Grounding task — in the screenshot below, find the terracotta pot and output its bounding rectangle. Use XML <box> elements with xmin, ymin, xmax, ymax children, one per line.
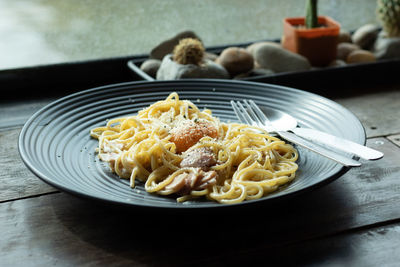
<box><xmin>282</xmin><ymin>16</ymin><xmax>340</xmax><ymax>67</ymax></box>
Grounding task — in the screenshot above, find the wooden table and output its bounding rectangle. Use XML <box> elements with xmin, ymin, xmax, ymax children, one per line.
<box><xmin>1</xmin><ymin>68</ymin><xmax>400</xmax><ymax>266</ymax></box>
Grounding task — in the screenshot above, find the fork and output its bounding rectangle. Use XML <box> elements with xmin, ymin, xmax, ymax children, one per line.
<box><xmin>230</xmin><ymin>99</ymin><xmax>362</xmax><ymax>167</ymax></box>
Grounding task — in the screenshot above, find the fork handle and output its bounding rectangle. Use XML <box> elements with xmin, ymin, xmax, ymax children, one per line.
<box><xmin>277</xmin><ymin>131</ymin><xmax>361</xmax><ymax>167</ymax></box>
<box><xmin>291</xmin><ymin>128</ymin><xmax>383</xmax><ymax>160</ymax></box>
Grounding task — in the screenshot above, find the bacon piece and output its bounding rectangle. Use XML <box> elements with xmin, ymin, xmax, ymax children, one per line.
<box><xmin>164</xmin><ymin>173</ymin><xmax>189</xmax><ymax>193</ymax></box>
<box><xmin>180</xmin><ymin>147</ymin><xmax>216</xmax><ymax>171</ymax></box>
<box><xmin>165</xmin><ymin>169</ymin><xmax>218</xmax><ymax>196</ymax></box>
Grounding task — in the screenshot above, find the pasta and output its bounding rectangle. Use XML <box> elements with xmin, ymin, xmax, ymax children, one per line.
<box><xmin>90</xmin><ymin>92</ymin><xmax>298</xmax><ymax>204</ymax></box>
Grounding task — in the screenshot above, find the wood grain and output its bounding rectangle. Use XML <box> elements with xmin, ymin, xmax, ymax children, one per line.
<box><xmin>0</xmin><ymin>137</ymin><xmax>399</xmax><ymax>266</ymax></box>
<box><xmin>387</xmin><ymin>134</ymin><xmax>400</xmax><ymax>147</ymax></box>
<box><xmin>0</xmin><ymin>128</ymin><xmax>57</xmax><ymax>203</ymax></box>
<box><xmin>335</xmin><ymin>88</ymin><xmax>400</xmax><ymax>138</ymax></box>
<box><xmin>200</xmin><ymin>222</ymin><xmax>400</xmax><ymax>266</ymax></box>
<box><xmin>0</xmin><ymin>98</ymin><xmax>55</xmax><ymax>128</ymax></box>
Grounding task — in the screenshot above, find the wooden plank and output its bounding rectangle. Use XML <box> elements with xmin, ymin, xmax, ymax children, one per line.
<box><xmin>0</xmin><ymin>98</ymin><xmax>55</xmax><ymax>128</ymax></box>
<box><xmin>387</xmin><ymin>134</ymin><xmax>400</xmax><ymax>147</ymax></box>
<box><xmin>335</xmin><ymin>88</ymin><xmax>400</xmax><ymax>138</ymax></box>
<box><xmin>0</xmin><ymin>137</ymin><xmax>399</xmax><ymax>266</ymax></box>
<box><xmin>199</xmin><ymin>222</ymin><xmax>400</xmax><ymax>266</ymax></box>
<box><xmin>0</xmin><ymin>128</ymin><xmax>57</xmax><ymax>202</ymax></box>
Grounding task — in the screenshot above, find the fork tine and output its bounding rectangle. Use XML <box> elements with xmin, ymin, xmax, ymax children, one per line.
<box><xmin>249</xmin><ymin>100</ymin><xmax>270</xmax><ymax>123</ymax></box>
<box><xmin>243</xmin><ymin>100</ymin><xmax>263</xmax><ymax>128</ymax></box>
<box><xmin>236</xmin><ymin>101</ymin><xmax>254</xmax><ymax>125</ymax></box>
<box><xmin>230</xmin><ymin>100</ymin><xmax>248</xmax><ymax>124</ymax></box>
<box><xmin>233</xmin><ymin>101</ymin><xmax>363</xmax><ymax>167</ymax></box>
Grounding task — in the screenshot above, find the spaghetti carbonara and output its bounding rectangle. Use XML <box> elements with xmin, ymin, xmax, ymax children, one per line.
<box><xmin>90</xmin><ymin>92</ymin><xmax>298</xmax><ymax>204</ymax></box>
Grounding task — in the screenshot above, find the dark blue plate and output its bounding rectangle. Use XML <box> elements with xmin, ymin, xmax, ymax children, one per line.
<box><xmin>18</xmin><ymin>79</ymin><xmax>365</xmax><ymax>209</ymax></box>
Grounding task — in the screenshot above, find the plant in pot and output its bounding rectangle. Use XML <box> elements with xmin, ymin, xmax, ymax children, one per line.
<box><xmin>282</xmin><ymin>0</ymin><xmax>340</xmax><ymax>67</ymax></box>
<box><xmin>374</xmin><ymin>0</ymin><xmax>400</xmax><ymax>60</ymax></box>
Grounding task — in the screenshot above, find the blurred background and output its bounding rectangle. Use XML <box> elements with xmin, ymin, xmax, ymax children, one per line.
<box><xmin>0</xmin><ymin>0</ymin><xmax>379</xmax><ymax>70</ymax></box>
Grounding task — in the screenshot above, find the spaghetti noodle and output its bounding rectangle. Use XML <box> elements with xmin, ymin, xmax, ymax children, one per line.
<box><xmin>90</xmin><ymin>92</ymin><xmax>298</xmax><ymax>204</ymax></box>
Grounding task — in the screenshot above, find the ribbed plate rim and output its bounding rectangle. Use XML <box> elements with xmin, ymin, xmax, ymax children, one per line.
<box><xmin>18</xmin><ymin>79</ymin><xmax>366</xmax><ymax>209</ymax></box>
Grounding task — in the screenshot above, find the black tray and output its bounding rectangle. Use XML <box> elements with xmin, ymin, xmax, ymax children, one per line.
<box><xmin>1</xmin><ymin>40</ymin><xmax>399</xmax><ymax>100</ymax></box>
<box><xmin>127</xmin><ymin>40</ymin><xmax>400</xmax><ymax>95</ymax></box>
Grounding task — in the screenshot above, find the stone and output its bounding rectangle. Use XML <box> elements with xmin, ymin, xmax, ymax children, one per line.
<box><xmin>374</xmin><ymin>32</ymin><xmax>400</xmax><ymax>60</ymax></box>
<box><xmin>216</xmin><ymin>47</ymin><xmax>254</xmax><ymax>76</ymax></box>
<box><xmin>346</xmin><ymin>50</ymin><xmax>376</xmax><ymax>64</ymax></box>
<box><xmin>336</xmin><ymin>43</ymin><xmax>360</xmax><ymax>60</ymax></box>
<box><xmin>246</xmin><ymin>41</ymin><xmax>280</xmax><ymax>56</ymax></box>
<box><xmin>247</xmin><ymin>42</ymin><xmax>311</xmax><ymax>73</ymax></box>
<box><xmin>150</xmin><ymin>31</ymin><xmax>202</xmax><ymax>60</ymax></box>
<box><xmin>140</xmin><ymin>59</ymin><xmax>161</xmax><ymax>78</ymax></box>
<box><xmin>338</xmin><ymin>29</ymin><xmax>352</xmax><ymax>43</ymax></box>
<box><xmin>250</xmin><ymin>68</ymin><xmax>275</xmax><ymax>76</ymax></box>
<box><xmin>233</xmin><ymin>72</ymin><xmax>251</xmax><ymax>79</ymax></box>
<box><xmin>328</xmin><ymin>59</ymin><xmax>347</xmax><ymax>67</ymax></box>
<box><xmin>204</xmin><ymin>52</ymin><xmax>218</xmax><ymax>61</ymax></box>
<box><xmin>156</xmin><ymin>54</ymin><xmax>229</xmax><ymax>80</ymax></box>
<box><xmin>352</xmin><ymin>24</ymin><xmax>381</xmax><ymax>49</ymax></box>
